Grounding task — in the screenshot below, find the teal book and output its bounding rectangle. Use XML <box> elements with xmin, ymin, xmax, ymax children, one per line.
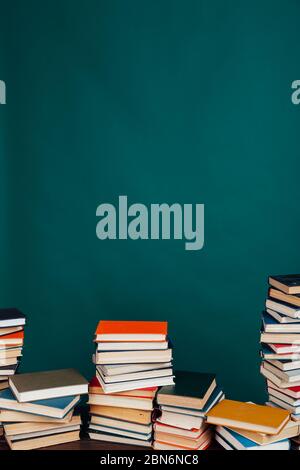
<box><xmin>0</xmin><ymin>388</ymin><xmax>80</xmax><ymax>419</ymax></box>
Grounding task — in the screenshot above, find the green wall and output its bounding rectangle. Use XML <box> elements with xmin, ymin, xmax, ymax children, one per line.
<box><xmin>1</xmin><ymin>0</ymin><xmax>300</xmax><ymax>402</ymax></box>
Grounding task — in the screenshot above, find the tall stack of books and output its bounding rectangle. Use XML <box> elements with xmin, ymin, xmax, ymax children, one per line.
<box><xmin>153</xmin><ymin>371</ymin><xmax>224</xmax><ymax>450</ymax></box>
<box><xmin>0</xmin><ymin>308</ymin><xmax>26</xmax><ymax>391</ymax></box>
<box><xmin>88</xmin><ymin>320</ymin><xmax>174</xmax><ymax>446</ymax></box>
<box><xmin>207</xmin><ymin>399</ymin><xmax>297</xmax><ymax>450</ymax></box>
<box><xmin>260</xmin><ymin>274</ymin><xmax>300</xmax><ymax>422</ymax></box>
<box><xmin>0</xmin><ymin>369</ymin><xmax>88</xmax><ymax>450</ymax></box>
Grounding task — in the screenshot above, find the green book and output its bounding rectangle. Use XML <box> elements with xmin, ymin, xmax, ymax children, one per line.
<box><xmin>157</xmin><ymin>370</ymin><xmax>216</xmax><ymax>410</ymax></box>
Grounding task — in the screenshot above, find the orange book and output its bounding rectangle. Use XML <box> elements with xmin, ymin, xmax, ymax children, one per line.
<box><xmin>95</xmin><ymin>321</ymin><xmax>167</xmax><ymax>342</ymax></box>
<box><xmin>206</xmin><ymin>399</ymin><xmax>290</xmax><ymax>435</ymax></box>
<box><xmin>0</xmin><ymin>331</ymin><xmax>24</xmax><ymax>345</ymax></box>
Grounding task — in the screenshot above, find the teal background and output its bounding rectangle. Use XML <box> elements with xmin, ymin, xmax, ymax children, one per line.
<box><xmin>0</xmin><ymin>0</ymin><xmax>300</xmax><ymax>402</ymax></box>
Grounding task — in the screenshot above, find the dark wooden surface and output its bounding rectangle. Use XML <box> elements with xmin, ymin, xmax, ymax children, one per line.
<box><xmin>0</xmin><ymin>435</ymin><xmax>220</xmax><ymax>451</ymax></box>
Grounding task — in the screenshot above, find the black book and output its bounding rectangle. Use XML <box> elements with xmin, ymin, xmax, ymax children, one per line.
<box><xmin>269</xmin><ymin>275</ymin><xmax>300</xmax><ymax>295</ymax></box>
<box><xmin>0</xmin><ymin>309</ymin><xmax>26</xmax><ymax>328</ymax></box>
<box><xmin>157</xmin><ymin>370</ymin><xmax>216</xmax><ymax>410</ymax></box>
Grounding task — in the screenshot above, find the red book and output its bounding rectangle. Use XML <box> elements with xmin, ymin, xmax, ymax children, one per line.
<box><xmin>95</xmin><ymin>320</ymin><xmax>167</xmax><ymax>342</ymax></box>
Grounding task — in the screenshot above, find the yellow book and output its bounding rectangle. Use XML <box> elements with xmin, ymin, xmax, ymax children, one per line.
<box><xmin>206</xmin><ymin>399</ymin><xmax>290</xmax><ymax>435</ymax></box>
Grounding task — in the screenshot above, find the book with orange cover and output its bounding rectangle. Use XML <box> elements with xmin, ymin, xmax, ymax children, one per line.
<box><xmin>95</xmin><ymin>321</ymin><xmax>167</xmax><ymax>342</ymax></box>
<box><xmin>206</xmin><ymin>399</ymin><xmax>290</xmax><ymax>435</ymax></box>
<box><xmin>0</xmin><ymin>332</ymin><xmax>24</xmax><ymax>345</ymax></box>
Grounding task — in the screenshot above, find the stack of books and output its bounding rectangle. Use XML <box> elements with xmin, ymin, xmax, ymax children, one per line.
<box><xmin>0</xmin><ymin>308</ymin><xmax>26</xmax><ymax>391</ymax></box>
<box><xmin>0</xmin><ymin>368</ymin><xmax>88</xmax><ymax>450</ymax></box>
<box><xmin>207</xmin><ymin>399</ymin><xmax>298</xmax><ymax>450</ymax></box>
<box><xmin>87</xmin><ymin>377</ymin><xmax>155</xmax><ymax>447</ymax></box>
<box><xmin>153</xmin><ymin>371</ymin><xmax>224</xmax><ymax>450</ymax></box>
<box><xmin>260</xmin><ymin>274</ymin><xmax>300</xmax><ymax>421</ymax></box>
<box><xmin>88</xmin><ymin>320</ymin><xmax>174</xmax><ymax>446</ymax></box>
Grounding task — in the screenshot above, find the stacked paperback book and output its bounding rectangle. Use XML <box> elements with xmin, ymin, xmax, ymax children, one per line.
<box><xmin>88</xmin><ymin>320</ymin><xmax>174</xmax><ymax>446</ymax></box>
<box><xmin>153</xmin><ymin>371</ymin><xmax>224</xmax><ymax>450</ymax></box>
<box><xmin>207</xmin><ymin>399</ymin><xmax>298</xmax><ymax>450</ymax></box>
<box><xmin>260</xmin><ymin>274</ymin><xmax>300</xmax><ymax>427</ymax></box>
<box><xmin>0</xmin><ymin>308</ymin><xmax>26</xmax><ymax>391</ymax></box>
<box><xmin>0</xmin><ymin>368</ymin><xmax>88</xmax><ymax>450</ymax></box>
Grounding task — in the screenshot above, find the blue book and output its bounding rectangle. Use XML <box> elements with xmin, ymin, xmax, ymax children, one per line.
<box><xmin>0</xmin><ymin>388</ymin><xmax>80</xmax><ymax>418</ymax></box>
<box><xmin>217</xmin><ymin>426</ymin><xmax>290</xmax><ymax>450</ymax></box>
<box><xmin>262</xmin><ymin>311</ymin><xmax>300</xmax><ymax>333</ymax></box>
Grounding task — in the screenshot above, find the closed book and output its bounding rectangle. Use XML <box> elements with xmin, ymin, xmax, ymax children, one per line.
<box><xmin>96</xmin><ymin>366</ymin><xmax>173</xmax><ymax>384</ymax></box>
<box><xmin>206</xmin><ymin>399</ymin><xmax>290</xmax><ymax>434</ymax></box>
<box><xmin>88</xmin><ymin>429</ymin><xmax>151</xmax><ymax>447</ymax></box>
<box><xmin>90</xmin><ymin>415</ymin><xmax>152</xmax><ymax>434</ymax></box>
<box><xmin>267</xmin><ymin>380</ymin><xmax>300</xmax><ymax>399</ymax></box>
<box><xmin>97</xmin><ymin>362</ymin><xmax>172</xmax><ymax>376</ymax></box>
<box><xmin>9</xmin><ymin>368</ymin><xmax>88</xmax><ymax>402</ymax></box>
<box><xmin>157</xmin><ymin>370</ymin><xmax>216</xmax><ymax>410</ymax></box>
<box><xmin>260</xmin><ymin>331</ymin><xmax>300</xmax><ymax>344</ymax></box>
<box><xmin>0</xmin><ymin>309</ymin><xmax>26</xmax><ymax>328</ymax></box>
<box><xmin>159</xmin><ymin>387</ymin><xmax>224</xmax><ymax>418</ymax></box>
<box><xmin>5</xmin><ymin>430</ymin><xmax>80</xmax><ymax>451</ymax></box>
<box><xmin>157</xmin><ymin>410</ymin><xmax>204</xmax><ymax>430</ymax></box>
<box><xmin>89</xmin><ymin>405</ymin><xmax>152</xmax><ymax>424</ymax></box>
<box><xmin>94</xmin><ymin>349</ymin><xmax>172</xmax><ymax>365</ymax></box>
<box><xmin>97</xmin><ymin>341</ymin><xmax>169</xmax><ymax>351</ymax></box>
<box><xmin>4</xmin><ymin>415</ymin><xmax>81</xmax><ymax>436</ymax></box>
<box><xmin>269</xmin><ymin>275</ymin><xmax>300</xmax><ymax>295</ymax></box>
<box><xmin>0</xmin><ymin>331</ymin><xmax>24</xmax><ymax>345</ymax></box>
<box><xmin>96</xmin><ymin>371</ymin><xmax>174</xmax><ymax>394</ymax></box>
<box><xmin>89</xmin><ymin>423</ymin><xmax>152</xmax><ymax>441</ymax></box>
<box><xmin>266</xmin><ymin>299</ymin><xmax>300</xmax><ymax>319</ymax></box>
<box><xmin>261</xmin><ymin>345</ymin><xmax>300</xmax><ymax>361</ymax></box>
<box><xmin>153</xmin><ymin>439</ymin><xmax>211</xmax><ymax>451</ymax></box>
<box><xmin>269</xmin><ymin>288</ymin><xmax>300</xmax><ymax>308</ymax></box>
<box><xmin>264</xmin><ymin>361</ymin><xmax>300</xmax><ymax>383</ymax></box>
<box><xmin>95</xmin><ymin>320</ymin><xmax>167</xmax><ymax>342</ymax></box>
<box><xmin>216</xmin><ymin>426</ymin><xmax>290</xmax><ymax>450</ymax></box>
<box><xmin>232</xmin><ymin>419</ymin><xmax>299</xmax><ymax>445</ymax></box>
<box><xmin>263</xmin><ymin>312</ymin><xmax>300</xmax><ymax>333</ymax></box>
<box><xmin>261</xmin><ymin>366</ymin><xmax>300</xmax><ymax>389</ymax></box>
<box><xmin>0</xmin><ymin>409</ymin><xmax>74</xmax><ymax>423</ymax></box>
<box><xmin>0</xmin><ymin>388</ymin><xmax>80</xmax><ymax>418</ymax></box>
<box><xmin>89</xmin><ymin>377</ymin><xmax>157</xmax><ymax>398</ymax></box>
<box><xmin>154</xmin><ymin>427</ymin><xmax>213</xmax><ymax>450</ymax></box>
<box><xmin>266</xmin><ymin>359</ymin><xmax>300</xmax><ymax>371</ymax></box>
<box><xmin>266</xmin><ymin>309</ymin><xmax>300</xmax><ymax>324</ymax></box>
<box><xmin>0</xmin><ymin>327</ymin><xmax>23</xmax><ymax>337</ymax></box>
<box><xmin>88</xmin><ymin>393</ymin><xmax>153</xmax><ymax>410</ymax></box>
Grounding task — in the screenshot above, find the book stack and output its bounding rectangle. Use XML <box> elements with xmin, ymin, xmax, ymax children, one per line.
<box><xmin>153</xmin><ymin>371</ymin><xmax>224</xmax><ymax>450</ymax></box>
<box><xmin>0</xmin><ymin>308</ymin><xmax>26</xmax><ymax>391</ymax></box>
<box><xmin>207</xmin><ymin>399</ymin><xmax>297</xmax><ymax>450</ymax></box>
<box><xmin>0</xmin><ymin>368</ymin><xmax>88</xmax><ymax>450</ymax></box>
<box><xmin>260</xmin><ymin>274</ymin><xmax>300</xmax><ymax>422</ymax></box>
<box><xmin>87</xmin><ymin>377</ymin><xmax>155</xmax><ymax>447</ymax></box>
<box><xmin>88</xmin><ymin>320</ymin><xmax>174</xmax><ymax>446</ymax></box>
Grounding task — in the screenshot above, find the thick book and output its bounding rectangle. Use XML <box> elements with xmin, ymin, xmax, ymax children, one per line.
<box><xmin>232</xmin><ymin>419</ymin><xmax>299</xmax><ymax>445</ymax></box>
<box><xmin>262</xmin><ymin>312</ymin><xmax>300</xmax><ymax>333</ymax></box>
<box><xmin>9</xmin><ymin>368</ymin><xmax>88</xmax><ymax>402</ymax></box>
<box><xmin>5</xmin><ymin>430</ymin><xmax>80</xmax><ymax>451</ymax></box>
<box><xmin>266</xmin><ymin>309</ymin><xmax>300</xmax><ymax>324</ymax></box>
<box><xmin>94</xmin><ymin>349</ymin><xmax>172</xmax><ymax>364</ymax></box>
<box><xmin>0</xmin><ymin>326</ymin><xmax>23</xmax><ymax>337</ymax></box>
<box><xmin>154</xmin><ymin>427</ymin><xmax>213</xmax><ymax>450</ymax></box>
<box><xmin>157</xmin><ymin>370</ymin><xmax>216</xmax><ymax>410</ymax></box>
<box><xmin>96</xmin><ymin>370</ymin><xmax>174</xmax><ymax>394</ymax></box>
<box><xmin>97</xmin><ymin>362</ymin><xmax>172</xmax><ymax>376</ymax></box>
<box><xmin>96</xmin><ymin>366</ymin><xmax>173</xmax><ymax>384</ymax></box>
<box><xmin>0</xmin><ymin>309</ymin><xmax>26</xmax><ymax>328</ymax></box>
<box><xmin>267</xmin><ymin>380</ymin><xmax>300</xmax><ymax>398</ymax></box>
<box><xmin>263</xmin><ymin>360</ymin><xmax>300</xmax><ymax>383</ymax></box>
<box><xmin>216</xmin><ymin>426</ymin><xmax>290</xmax><ymax>450</ymax></box>
<box><xmin>206</xmin><ymin>399</ymin><xmax>290</xmax><ymax>434</ymax></box>
<box><xmin>4</xmin><ymin>415</ymin><xmax>81</xmax><ymax>437</ymax></box>
<box><xmin>260</xmin><ymin>345</ymin><xmax>300</xmax><ymax>361</ymax></box>
<box><xmin>89</xmin><ymin>404</ymin><xmax>152</xmax><ymax>424</ymax></box>
<box><xmin>0</xmin><ymin>409</ymin><xmax>74</xmax><ymax>423</ymax></box>
<box><xmin>157</xmin><ymin>410</ymin><xmax>204</xmax><ymax>430</ymax></box>
<box><xmin>0</xmin><ymin>389</ymin><xmax>80</xmax><ymax>418</ymax></box>
<box><xmin>266</xmin><ymin>299</ymin><xmax>300</xmax><ymax>319</ymax></box>
<box><xmin>88</xmin><ymin>392</ymin><xmax>153</xmax><ymax>410</ymax></box>
<box><xmin>95</xmin><ymin>320</ymin><xmax>167</xmax><ymax>342</ymax></box>
<box><xmin>0</xmin><ymin>331</ymin><xmax>24</xmax><ymax>345</ymax></box>
<box><xmin>89</xmin><ymin>377</ymin><xmax>157</xmax><ymax>398</ymax></box>
<box><xmin>90</xmin><ymin>415</ymin><xmax>152</xmax><ymax>435</ymax></box>
<box><xmin>260</xmin><ymin>331</ymin><xmax>300</xmax><ymax>344</ymax></box>
<box><xmin>261</xmin><ymin>365</ymin><xmax>300</xmax><ymax>389</ymax></box>
<box><xmin>88</xmin><ymin>429</ymin><xmax>152</xmax><ymax>447</ymax></box>
<box><xmin>269</xmin><ymin>288</ymin><xmax>300</xmax><ymax>308</ymax></box>
<box><xmin>269</xmin><ymin>275</ymin><xmax>300</xmax><ymax>295</ymax></box>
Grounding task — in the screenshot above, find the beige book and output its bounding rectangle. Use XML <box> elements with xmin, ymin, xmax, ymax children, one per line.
<box><xmin>4</xmin><ymin>415</ymin><xmax>81</xmax><ymax>435</ymax></box>
<box><xmin>6</xmin><ymin>430</ymin><xmax>80</xmax><ymax>451</ymax></box>
<box><xmin>0</xmin><ymin>409</ymin><xmax>73</xmax><ymax>423</ymax></box>
<box><xmin>90</xmin><ymin>404</ymin><xmax>152</xmax><ymax>424</ymax></box>
<box><xmin>232</xmin><ymin>420</ymin><xmax>299</xmax><ymax>445</ymax></box>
